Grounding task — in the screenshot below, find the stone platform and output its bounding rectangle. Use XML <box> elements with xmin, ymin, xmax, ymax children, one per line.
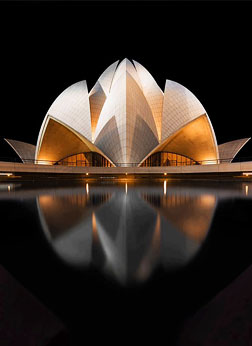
<box><xmin>1</xmin><ymin>161</ymin><xmax>252</xmax><ymax>176</ymax></box>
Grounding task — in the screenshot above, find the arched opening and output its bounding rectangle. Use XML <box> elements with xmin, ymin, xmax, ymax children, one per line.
<box><xmin>140</xmin><ymin>151</ymin><xmax>198</xmax><ymax>167</ymax></box>
<box><xmin>56</xmin><ymin>152</ymin><xmax>113</xmax><ymax>167</ymax></box>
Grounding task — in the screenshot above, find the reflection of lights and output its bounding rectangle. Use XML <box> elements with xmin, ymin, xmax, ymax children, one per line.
<box><xmin>164</xmin><ymin>180</ymin><xmax>167</xmax><ymax>195</ymax></box>
<box><xmin>125</xmin><ymin>173</ymin><xmax>128</xmax><ymax>176</ymax></box>
<box><xmin>164</xmin><ymin>173</ymin><xmax>167</xmax><ymax>176</ymax></box>
<box><xmin>86</xmin><ymin>173</ymin><xmax>89</xmax><ymax>176</ymax></box>
<box><xmin>125</xmin><ymin>183</ymin><xmax>128</xmax><ymax>195</ymax></box>
<box><xmin>246</xmin><ymin>185</ymin><xmax>248</xmax><ymax>196</ymax></box>
<box><xmin>243</xmin><ymin>172</ymin><xmax>252</xmax><ymax>177</ymax></box>
<box><xmin>136</xmin><ymin>213</ymin><xmax>161</xmax><ymax>282</ymax></box>
<box><xmin>0</xmin><ymin>173</ymin><xmax>12</xmax><ymax>176</ymax></box>
<box><xmin>86</xmin><ymin>183</ymin><xmax>89</xmax><ymax>195</ymax></box>
<box><xmin>200</xmin><ymin>194</ymin><xmax>216</xmax><ymax>207</ymax></box>
<box><xmin>39</xmin><ymin>195</ymin><xmax>54</xmax><ymax>205</ymax></box>
<box><xmin>92</xmin><ymin>212</ymin><xmax>98</xmax><ymax>242</ymax></box>
<box><xmin>152</xmin><ymin>212</ymin><xmax>161</xmax><ymax>251</ymax></box>
<box><xmin>0</xmin><ymin>184</ymin><xmax>14</xmax><ymax>191</ymax></box>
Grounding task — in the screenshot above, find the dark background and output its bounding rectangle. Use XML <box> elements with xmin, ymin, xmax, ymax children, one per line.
<box><xmin>0</xmin><ymin>1</ymin><xmax>252</xmax><ymax>159</ymax></box>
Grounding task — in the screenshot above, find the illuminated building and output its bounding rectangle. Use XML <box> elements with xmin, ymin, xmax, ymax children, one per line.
<box><xmin>5</xmin><ymin>59</ymin><xmax>250</xmax><ymax>167</ymax></box>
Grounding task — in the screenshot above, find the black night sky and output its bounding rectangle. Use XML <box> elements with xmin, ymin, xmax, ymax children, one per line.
<box><xmin>1</xmin><ymin>1</ymin><xmax>252</xmax><ymax>160</ymax></box>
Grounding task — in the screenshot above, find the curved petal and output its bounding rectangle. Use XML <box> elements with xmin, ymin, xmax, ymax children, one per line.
<box><xmin>4</xmin><ymin>139</ymin><xmax>36</xmax><ymax>163</ymax></box>
<box><xmin>162</xmin><ymin>80</ymin><xmax>217</xmax><ymax>149</ymax></box>
<box><xmin>36</xmin><ymin>116</ymin><xmax>114</xmax><ymax>165</ymax></box>
<box><xmin>218</xmin><ymin>138</ymin><xmax>251</xmax><ymax>162</ymax></box>
<box><xmin>133</xmin><ymin>60</ymin><xmax>164</xmax><ymax>141</ymax></box>
<box><xmin>89</xmin><ymin>82</ymin><xmax>106</xmax><ymax>141</ymax></box>
<box><xmin>111</xmin><ymin>58</ymin><xmax>142</xmax><ymax>91</ymax></box>
<box><xmin>94</xmin><ymin>60</ymin><xmax>119</xmax><ymax>96</ymax></box>
<box><xmin>89</xmin><ymin>61</ymin><xmax>119</xmax><ymax>140</ymax></box>
<box><xmin>139</xmin><ymin>114</ymin><xmax>219</xmax><ymax>165</ymax></box>
<box><xmin>36</xmin><ymin>81</ymin><xmax>92</xmax><ymax>154</ymax></box>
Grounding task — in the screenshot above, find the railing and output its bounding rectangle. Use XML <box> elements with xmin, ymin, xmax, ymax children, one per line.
<box><xmin>1</xmin><ymin>156</ymin><xmax>252</xmax><ymax>167</ymax></box>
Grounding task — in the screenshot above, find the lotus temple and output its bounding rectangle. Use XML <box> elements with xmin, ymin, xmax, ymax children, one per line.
<box><xmin>2</xmin><ymin>58</ymin><xmax>251</xmax><ymax>175</ymax></box>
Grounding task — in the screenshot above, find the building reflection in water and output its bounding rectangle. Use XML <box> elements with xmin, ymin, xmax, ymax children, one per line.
<box><xmin>36</xmin><ymin>182</ymin><xmax>218</xmax><ymax>284</ymax></box>
<box><xmin>38</xmin><ymin>191</ymin><xmax>111</xmax><ymax>267</ymax></box>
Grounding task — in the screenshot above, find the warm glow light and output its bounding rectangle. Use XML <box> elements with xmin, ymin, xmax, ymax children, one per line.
<box><xmin>164</xmin><ymin>180</ymin><xmax>167</xmax><ymax>195</ymax></box>
<box><xmin>86</xmin><ymin>173</ymin><xmax>89</xmax><ymax>176</ymax></box>
<box><xmin>243</xmin><ymin>172</ymin><xmax>252</xmax><ymax>176</ymax></box>
<box><xmin>0</xmin><ymin>173</ymin><xmax>13</xmax><ymax>176</ymax></box>
<box><xmin>92</xmin><ymin>212</ymin><xmax>98</xmax><ymax>243</ymax></box>
<box><xmin>125</xmin><ymin>173</ymin><xmax>128</xmax><ymax>175</ymax></box>
<box><xmin>200</xmin><ymin>194</ymin><xmax>216</xmax><ymax>207</ymax></box>
<box><xmin>8</xmin><ymin>185</ymin><xmax>10</xmax><ymax>191</ymax></box>
<box><xmin>164</xmin><ymin>173</ymin><xmax>167</xmax><ymax>176</ymax></box>
<box><xmin>125</xmin><ymin>183</ymin><xmax>128</xmax><ymax>195</ymax></box>
<box><xmin>39</xmin><ymin>195</ymin><xmax>54</xmax><ymax>207</ymax></box>
<box><xmin>202</xmin><ymin>160</ymin><xmax>217</xmax><ymax>165</ymax></box>
<box><xmin>37</xmin><ymin>160</ymin><xmax>51</xmax><ymax>165</ymax></box>
<box><xmin>86</xmin><ymin>183</ymin><xmax>89</xmax><ymax>195</ymax></box>
<box><xmin>245</xmin><ymin>185</ymin><xmax>248</xmax><ymax>196</ymax></box>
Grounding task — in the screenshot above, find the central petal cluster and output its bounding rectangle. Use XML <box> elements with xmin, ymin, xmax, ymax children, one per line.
<box><xmin>93</xmin><ymin>59</ymin><xmax>162</xmax><ymax>165</ymax></box>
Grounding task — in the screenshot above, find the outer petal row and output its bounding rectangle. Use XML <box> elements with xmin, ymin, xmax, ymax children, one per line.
<box><xmin>218</xmin><ymin>138</ymin><xmax>251</xmax><ymax>162</ymax></box>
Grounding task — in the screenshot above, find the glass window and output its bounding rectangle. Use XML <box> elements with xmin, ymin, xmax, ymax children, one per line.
<box><xmin>141</xmin><ymin>152</ymin><xmax>197</xmax><ymax>167</ymax></box>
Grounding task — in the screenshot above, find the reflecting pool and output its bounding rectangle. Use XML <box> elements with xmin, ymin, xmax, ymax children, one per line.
<box><xmin>1</xmin><ymin>180</ymin><xmax>252</xmax><ymax>345</ymax></box>
<box><xmin>37</xmin><ymin>182</ymin><xmax>218</xmax><ymax>284</ymax></box>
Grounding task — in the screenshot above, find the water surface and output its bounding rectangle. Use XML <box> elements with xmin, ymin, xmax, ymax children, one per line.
<box><xmin>1</xmin><ymin>180</ymin><xmax>252</xmax><ymax>345</ymax></box>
